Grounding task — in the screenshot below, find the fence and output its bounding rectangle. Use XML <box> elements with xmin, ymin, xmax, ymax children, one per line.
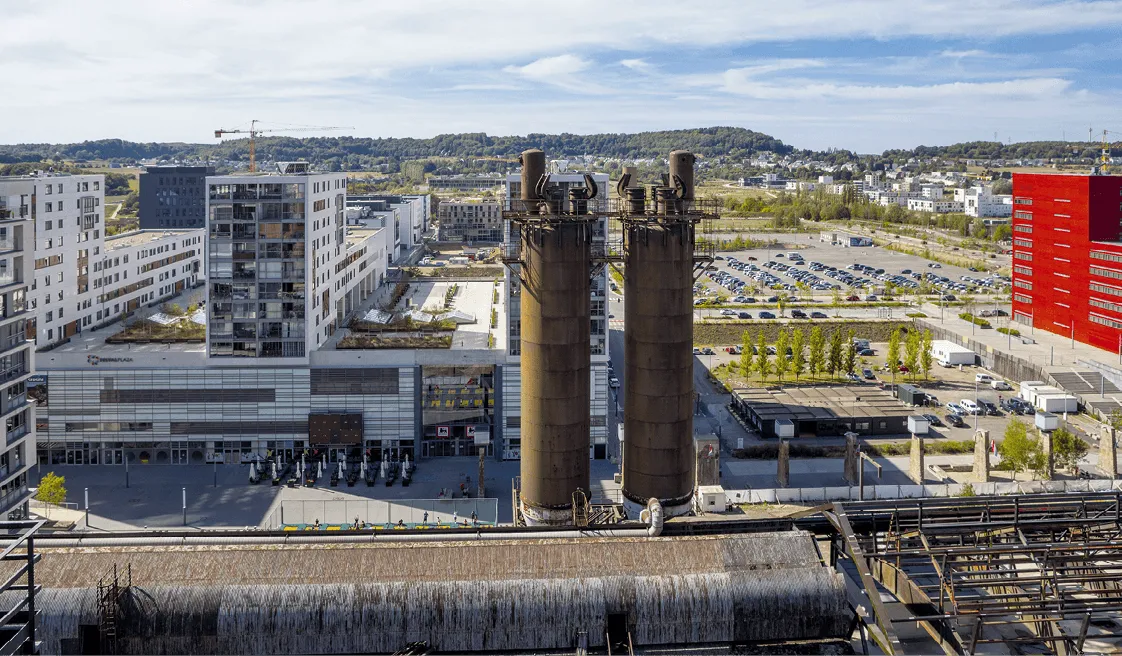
<box><xmin>263</xmin><ymin>497</ymin><xmax>498</xmax><ymax>528</ymax></box>
<box><xmin>724</xmin><ymin>478</ymin><xmax>1122</xmax><ymax>505</ymax></box>
<box><xmin>916</xmin><ymin>319</ymin><xmax>1051</xmax><ymax>383</ymax></box>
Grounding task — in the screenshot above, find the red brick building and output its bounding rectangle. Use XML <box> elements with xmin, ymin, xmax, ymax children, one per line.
<box><xmin>1011</xmin><ymin>173</ymin><xmax>1122</xmax><ymax>353</ymax></box>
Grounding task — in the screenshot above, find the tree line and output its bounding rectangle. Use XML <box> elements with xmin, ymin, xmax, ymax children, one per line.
<box><xmin>730</xmin><ymin>326</ymin><xmax>933</xmax><ymax>383</ymax></box>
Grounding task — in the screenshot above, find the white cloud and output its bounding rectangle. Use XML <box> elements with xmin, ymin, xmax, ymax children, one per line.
<box><xmin>620</xmin><ymin>58</ymin><xmax>655</xmax><ymax>74</ymax></box>
<box><xmin>0</xmin><ymin>0</ymin><xmax>1120</xmax><ymax>149</ymax></box>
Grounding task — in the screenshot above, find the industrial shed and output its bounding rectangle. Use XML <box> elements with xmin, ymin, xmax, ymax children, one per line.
<box><xmin>26</xmin><ymin>532</ymin><xmax>852</xmax><ymax>654</ymax></box>
<box><xmin>732</xmin><ymin>386</ymin><xmax>913</xmax><ymax>438</ymax></box>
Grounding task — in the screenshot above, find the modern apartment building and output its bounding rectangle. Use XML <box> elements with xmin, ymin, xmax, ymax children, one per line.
<box><xmin>139</xmin><ymin>165</ymin><xmax>214</xmax><ymax>229</ymax></box>
<box><xmin>502</xmin><ymin>172</ymin><xmax>612</xmax><ymax>460</ymax></box>
<box><xmin>956</xmin><ymin>185</ymin><xmax>1013</xmax><ymax>218</ymax></box>
<box><xmin>428</xmin><ymin>174</ymin><xmax>505</xmax><ymax>192</ymax></box>
<box><xmin>0</xmin><ymin>179</ymin><xmax>44</xmax><ymax>519</ymax></box>
<box><xmin>347</xmin><ymin>195</ymin><xmax>429</xmax><ymax>261</ymax></box>
<box><xmin>22</xmin><ymin>173</ymin><xmax>203</xmax><ymax>350</ymax></box>
<box><xmin>1011</xmin><ymin>173</ymin><xmax>1122</xmax><ymax>352</ymax></box>
<box><xmin>205</xmin><ymin>170</ymin><xmax>348</xmax><ymax>360</ymax></box>
<box><xmin>437</xmin><ymin>201</ymin><xmax>502</xmax><ymax>242</ymax></box>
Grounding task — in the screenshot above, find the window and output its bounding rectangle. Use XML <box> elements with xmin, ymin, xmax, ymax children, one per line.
<box><xmin>1014</xmin><ymin>239</ymin><xmax>1032</xmax><ymax>248</ymax></box>
<box><xmin>1014</xmin><ymin>211</ymin><xmax>1032</xmax><ymax>219</ymax></box>
<box><xmin>1014</xmin><ymin>294</ymin><xmax>1032</xmax><ymax>304</ymax></box>
<box><xmin>1014</xmin><ymin>265</ymin><xmax>1032</xmax><ymax>276</ymax></box>
<box><xmin>1014</xmin><ymin>279</ymin><xmax>1032</xmax><ymax>290</ymax></box>
<box><xmin>1014</xmin><ymin>224</ymin><xmax>1032</xmax><ymax>233</ymax></box>
<box><xmin>44</xmin><ymin>185</ymin><xmax>52</xmax><ymax>195</ymax></box>
<box><xmin>45</xmin><ymin>203</ymin><xmax>52</xmax><ymax>213</ymax></box>
<box><xmin>1014</xmin><ymin>198</ymin><xmax>1032</xmax><ymax>205</ymax></box>
<box><xmin>1014</xmin><ymin>252</ymin><xmax>1033</xmax><ymax>261</ymax></box>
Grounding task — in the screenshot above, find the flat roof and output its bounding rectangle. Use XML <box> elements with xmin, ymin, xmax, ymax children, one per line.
<box><xmin>732</xmin><ymin>386</ymin><xmax>913</xmax><ymax>422</ymax></box>
<box><xmin>105</xmin><ymin>229</ymin><xmax>199</xmax><ymax>250</ymax></box>
<box><xmin>346</xmin><ymin>227</ymin><xmax>382</xmax><ymax>248</ymax></box>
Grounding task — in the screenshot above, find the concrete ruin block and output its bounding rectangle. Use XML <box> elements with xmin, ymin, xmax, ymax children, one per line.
<box><xmin>1102</xmin><ymin>426</ymin><xmax>1118</xmax><ymax>479</ymax></box>
<box><xmin>973</xmin><ymin>429</ymin><xmax>990</xmax><ymax>483</ymax></box>
<box><xmin>776</xmin><ymin>440</ymin><xmax>790</xmax><ymax>488</ymax></box>
<box><xmin>843</xmin><ymin>432</ymin><xmax>859</xmax><ymax>485</ymax></box>
<box><xmin>909</xmin><ymin>434</ymin><xmax>924</xmax><ymax>485</ymax></box>
<box><xmin>1038</xmin><ymin>428</ymin><xmax>1054</xmax><ymax>481</ymax></box>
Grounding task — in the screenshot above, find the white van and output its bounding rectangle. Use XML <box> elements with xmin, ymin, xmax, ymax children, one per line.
<box><xmin>960</xmin><ymin>399</ymin><xmax>980</xmax><ymax>414</ymax></box>
<box><xmin>974</xmin><ymin>373</ymin><xmax>994</xmax><ymax>385</ymax></box>
<box><xmin>991</xmin><ymin>380</ymin><xmax>1013</xmax><ymax>391</ymax></box>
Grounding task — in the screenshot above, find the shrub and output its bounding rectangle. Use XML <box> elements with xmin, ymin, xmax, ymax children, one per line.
<box><xmin>996</xmin><ymin>327</ymin><xmax>1020</xmax><ymax>336</ymax></box>
<box><xmin>958</xmin><ymin>312</ymin><xmax>992</xmax><ymax>328</ymax></box>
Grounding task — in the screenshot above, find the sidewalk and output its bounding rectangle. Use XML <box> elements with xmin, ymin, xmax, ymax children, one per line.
<box><xmin>919</xmin><ymin>302</ymin><xmax>1118</xmax><ymax>371</ymax></box>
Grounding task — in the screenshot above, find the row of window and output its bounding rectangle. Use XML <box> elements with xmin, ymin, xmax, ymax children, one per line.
<box><xmin>1091</xmin><ymin>266</ymin><xmax>1122</xmax><ymax>281</ymax></box>
<box><xmin>1091</xmin><ymin>251</ymin><xmax>1122</xmax><ymax>264</ymax></box>
<box><xmin>1090</xmin><ymin>298</ymin><xmax>1122</xmax><ymax>314</ymax></box>
<box><xmin>1014</xmin><ymin>211</ymin><xmax>1032</xmax><ymax>219</ymax></box>
<box><xmin>1014</xmin><ymin>224</ymin><xmax>1032</xmax><ymax>233</ymax></box>
<box><xmin>1014</xmin><ymin>252</ymin><xmax>1033</xmax><ymax>261</ymax></box>
<box><xmin>1013</xmin><ymin>198</ymin><xmax>1032</xmax><ymax>205</ymax></box>
<box><xmin>1014</xmin><ymin>239</ymin><xmax>1032</xmax><ymax>248</ymax></box>
<box><xmin>43</xmin><ymin>181</ymin><xmax>98</xmax><ymax>195</ymax></box>
<box><xmin>1091</xmin><ymin>314</ymin><xmax>1122</xmax><ymax>329</ymax></box>
<box><xmin>1089</xmin><ymin>282</ymin><xmax>1122</xmax><ymax>298</ymax></box>
<box><xmin>1014</xmin><ymin>279</ymin><xmax>1032</xmax><ymax>290</ymax></box>
<box><xmin>1014</xmin><ymin>293</ymin><xmax>1032</xmax><ymax>304</ymax></box>
<box><xmin>1014</xmin><ymin>265</ymin><xmax>1032</xmax><ymax>276</ymax></box>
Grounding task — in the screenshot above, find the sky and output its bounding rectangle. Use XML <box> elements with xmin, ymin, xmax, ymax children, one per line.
<box><xmin>3</xmin><ymin>0</ymin><xmax>1122</xmax><ymax>153</ymax></box>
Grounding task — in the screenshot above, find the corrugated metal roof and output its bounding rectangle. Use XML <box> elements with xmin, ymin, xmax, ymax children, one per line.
<box><xmin>31</xmin><ymin>533</ymin><xmax>820</xmax><ymax>589</ymax></box>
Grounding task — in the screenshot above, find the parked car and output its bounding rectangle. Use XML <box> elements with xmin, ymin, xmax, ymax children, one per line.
<box><xmin>811</xmin><ymin>311</ymin><xmax>828</xmax><ymax>319</ymax></box>
<box><xmin>747</xmin><ymin>256</ymin><xmax>757</xmax><ymax>261</ymax></box>
<box><xmin>979</xmin><ymin>400</ymin><xmax>1000</xmax><ymax>416</ymax></box>
<box><xmin>944</xmin><ymin>413</ymin><xmax>967</xmax><ymax>428</ymax></box>
<box><xmin>866</xmin><ymin>295</ymin><xmax>878</xmax><ymax>302</ymax></box>
<box><xmin>608</xmin><ymin>376</ymin><xmax>620</xmax><ymax>389</ymax></box>
<box><xmin>738</xmin><ymin>312</ymin><xmax>752</xmax><ymax>319</ymax></box>
<box><xmin>846</xmin><ymin>295</ymin><xmax>860</xmax><ymax>301</ymax></box>
<box><xmin>701</xmin><ymin>347</ymin><xmax>716</xmax><ymax>355</ymax></box>
<box><xmin>975</xmin><ymin>373</ymin><xmax>994</xmax><ymax>384</ymax></box>
<box><xmin>759</xmin><ymin>311</ymin><xmax>776</xmax><ymax>319</ymax></box>
<box><xmin>858</xmin><ymin>348</ymin><xmax>875</xmax><ymax>356</ymax></box>
<box><xmin>847</xmin><ymin>372</ymin><xmax>862</xmax><ymax>382</ymax></box>
<box><xmin>959</xmin><ymin>399</ymin><xmax>980</xmax><ymax>414</ymax></box>
<box><xmin>862</xmin><ymin>368</ymin><xmax>875</xmax><ymax>380</ymax></box>
<box><xmin>693</xmin><ymin>347</ymin><xmax>702</xmax><ymax>355</ymax></box>
<box><xmin>720</xmin><ymin>309</ymin><xmax>737</xmax><ymax>316</ymax></box>
<box><xmin>897</xmin><ymin>365</ymin><xmax>910</xmax><ymax>373</ymax></box>
<box><xmin>791</xmin><ymin>310</ymin><xmax>807</xmax><ymax>319</ymax></box>
<box><xmin>922</xmin><ymin>413</ymin><xmax>944</xmax><ymax>427</ymax></box>
<box><xmin>743</xmin><ymin>297</ymin><xmax>758</xmax><ymax>304</ymax></box>
<box><xmin>991</xmin><ymin>380</ymin><xmax>1013</xmax><ymax>391</ymax></box>
<box><xmin>946</xmin><ymin>402</ymin><xmax>966</xmax><ymax>415</ymax></box>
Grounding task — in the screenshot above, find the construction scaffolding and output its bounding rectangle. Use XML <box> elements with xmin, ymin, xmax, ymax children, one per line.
<box><xmin>828</xmin><ymin>492</ymin><xmax>1122</xmax><ymax>655</ymax></box>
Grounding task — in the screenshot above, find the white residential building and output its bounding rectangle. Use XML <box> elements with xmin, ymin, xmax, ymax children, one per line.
<box><xmin>907</xmin><ymin>198</ymin><xmax>965</xmax><ymax>214</ymax></box>
<box><xmin>955</xmin><ymin>186</ymin><xmax>1014</xmax><ymax>218</ymax></box>
<box><xmin>21</xmin><ymin>173</ymin><xmax>205</xmax><ymax>349</ymax></box>
<box><xmin>0</xmin><ymin>178</ymin><xmax>47</xmax><ymax>518</ymax></box>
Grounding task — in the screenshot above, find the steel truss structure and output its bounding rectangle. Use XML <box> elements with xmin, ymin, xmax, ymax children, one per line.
<box><xmin>827</xmin><ymin>493</ymin><xmax>1122</xmax><ymax>655</ymax></box>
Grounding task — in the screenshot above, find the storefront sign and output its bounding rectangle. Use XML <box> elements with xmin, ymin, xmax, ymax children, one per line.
<box><xmin>87</xmin><ymin>355</ymin><xmax>134</xmax><ymax>366</ymax></box>
<box><xmin>436</xmin><ymin>426</ymin><xmax>450</xmax><ymax>438</ymax></box>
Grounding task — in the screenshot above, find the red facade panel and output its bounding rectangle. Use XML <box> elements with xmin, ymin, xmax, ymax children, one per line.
<box><xmin>1011</xmin><ymin>173</ymin><xmax>1122</xmax><ymax>353</ymax></box>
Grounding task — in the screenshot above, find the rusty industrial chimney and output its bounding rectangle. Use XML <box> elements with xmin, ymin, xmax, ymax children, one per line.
<box><xmin>621</xmin><ymin>150</ymin><xmax>698</xmax><ymax>518</ymax></box>
<box><xmin>517</xmin><ymin>148</ymin><xmax>592</xmax><ymax>525</ymax></box>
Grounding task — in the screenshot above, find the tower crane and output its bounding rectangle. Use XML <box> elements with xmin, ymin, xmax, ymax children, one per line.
<box><xmin>213</xmin><ymin>120</ymin><xmax>352</xmax><ymax>172</ymax></box>
<box><xmin>1101</xmin><ymin>129</ymin><xmax>1118</xmax><ymax>174</ymax></box>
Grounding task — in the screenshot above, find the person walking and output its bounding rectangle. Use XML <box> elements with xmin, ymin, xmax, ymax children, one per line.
<box><xmin>423</xmin><ymin>511</ymin><xmax>429</xmax><ymax>524</ymax></box>
<box><xmin>453</xmin><ymin>511</ymin><xmax>458</xmax><ymax>526</ymax></box>
<box><xmin>471</xmin><ymin>510</ymin><xmax>478</xmax><ymax>527</ymax></box>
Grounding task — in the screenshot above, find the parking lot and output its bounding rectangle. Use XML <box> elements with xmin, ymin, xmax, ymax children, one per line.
<box><xmin>699</xmin><ymin>339</ymin><xmax>1028</xmax><ymax>442</ymax></box>
<box><xmin>693</xmin><ymin>235</ymin><xmax>1010</xmax><ymax>317</ymax></box>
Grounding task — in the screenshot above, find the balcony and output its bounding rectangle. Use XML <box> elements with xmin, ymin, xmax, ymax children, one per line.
<box><xmin>5</xmin><ymin>424</ymin><xmax>27</xmax><ymax>447</ymax></box>
<box><xmin>0</xmin><ymin>365</ymin><xmax>28</xmax><ymax>384</ymax></box>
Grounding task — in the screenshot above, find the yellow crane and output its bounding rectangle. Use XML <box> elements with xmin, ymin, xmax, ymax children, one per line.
<box><xmin>214</xmin><ymin>120</ymin><xmax>352</xmax><ymax>172</ymax></box>
<box><xmin>1102</xmin><ymin>129</ymin><xmax>1118</xmax><ymax>174</ymax></box>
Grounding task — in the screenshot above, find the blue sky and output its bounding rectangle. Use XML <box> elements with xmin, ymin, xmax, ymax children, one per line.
<box><xmin>2</xmin><ymin>0</ymin><xmax>1122</xmax><ymax>152</ymax></box>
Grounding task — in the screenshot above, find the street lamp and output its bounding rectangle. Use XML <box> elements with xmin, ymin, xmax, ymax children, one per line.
<box><xmin>974</xmin><ymin>377</ymin><xmax>980</xmax><ymax>431</ymax></box>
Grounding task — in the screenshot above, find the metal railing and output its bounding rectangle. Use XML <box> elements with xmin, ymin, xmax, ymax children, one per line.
<box><xmin>0</xmin><ymin>519</ymin><xmax>44</xmax><ymax>656</ymax></box>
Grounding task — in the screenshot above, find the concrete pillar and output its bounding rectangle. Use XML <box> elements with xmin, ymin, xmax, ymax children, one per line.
<box><xmin>776</xmin><ymin>440</ymin><xmax>790</xmax><ymax>488</ymax></box>
<box><xmin>843</xmin><ymin>432</ymin><xmax>859</xmax><ymax>485</ymax></box>
<box><xmin>1102</xmin><ymin>426</ymin><xmax>1118</xmax><ymax>479</ymax></box>
<box><xmin>1039</xmin><ymin>428</ymin><xmax>1054</xmax><ymax>480</ymax></box>
<box><xmin>972</xmin><ymin>429</ymin><xmax>990</xmax><ymax>483</ymax></box>
<box><xmin>909</xmin><ymin>434</ymin><xmax>924</xmax><ymax>485</ymax></box>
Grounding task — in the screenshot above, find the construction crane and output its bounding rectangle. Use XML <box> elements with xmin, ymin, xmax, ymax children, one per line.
<box><xmin>213</xmin><ymin>120</ymin><xmax>352</xmax><ymax>172</ymax></box>
<box><xmin>1102</xmin><ymin>129</ymin><xmax>1118</xmax><ymax>174</ymax></box>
